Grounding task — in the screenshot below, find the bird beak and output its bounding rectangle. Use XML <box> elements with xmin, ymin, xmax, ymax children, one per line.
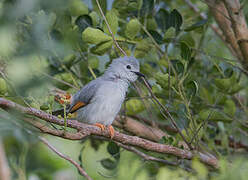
<box><xmin>132</xmin><ymin>71</ymin><xmax>145</xmax><ymax>78</ymax></box>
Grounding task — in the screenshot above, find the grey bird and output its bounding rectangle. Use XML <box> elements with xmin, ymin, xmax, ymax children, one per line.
<box><xmin>53</xmin><ymin>56</ymin><xmax>144</xmax><ymax>138</ymax></box>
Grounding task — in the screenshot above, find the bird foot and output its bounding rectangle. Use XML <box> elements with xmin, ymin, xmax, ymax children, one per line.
<box><xmin>94</xmin><ymin>123</ymin><xmax>115</xmax><ymax>139</ymax></box>
<box><xmin>108</xmin><ymin>125</ymin><xmax>115</xmax><ymax>139</ymax></box>
<box><xmin>94</xmin><ymin>123</ymin><xmax>106</xmax><ymax>131</ymax></box>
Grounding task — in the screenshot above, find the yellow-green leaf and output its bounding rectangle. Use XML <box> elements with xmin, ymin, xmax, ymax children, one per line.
<box><xmin>126</xmin><ymin>99</ymin><xmax>144</xmax><ymax>115</ymax></box>
<box><xmin>0</xmin><ymin>78</ymin><xmax>7</xmax><ymax>95</ymax></box>
<box><xmin>90</xmin><ymin>40</ymin><xmax>113</xmax><ymax>55</ymax></box>
<box><xmin>103</xmin><ymin>9</ymin><xmax>119</xmax><ymax>35</ymax></box>
<box><xmin>69</xmin><ymin>0</ymin><xmax>88</xmax><ymax>16</ymax></box>
<box><xmin>224</xmin><ymin>99</ymin><xmax>236</xmax><ymax>117</ymax></box>
<box><xmin>125</xmin><ymin>19</ymin><xmax>141</xmax><ymax>40</ymax></box>
<box><xmin>82</xmin><ymin>27</ymin><xmax>112</xmax><ymax>44</ymax></box>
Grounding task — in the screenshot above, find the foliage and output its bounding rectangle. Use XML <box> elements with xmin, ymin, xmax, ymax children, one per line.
<box><xmin>0</xmin><ymin>0</ymin><xmax>248</xmax><ymax>179</ymax></box>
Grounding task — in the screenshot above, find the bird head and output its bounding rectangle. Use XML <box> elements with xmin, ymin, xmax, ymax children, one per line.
<box><xmin>105</xmin><ymin>56</ymin><xmax>145</xmax><ymax>82</ymax></box>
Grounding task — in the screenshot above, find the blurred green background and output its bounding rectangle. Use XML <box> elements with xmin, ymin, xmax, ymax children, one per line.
<box><xmin>1</xmin><ymin>0</ymin><xmax>248</xmax><ymax>179</ymax></box>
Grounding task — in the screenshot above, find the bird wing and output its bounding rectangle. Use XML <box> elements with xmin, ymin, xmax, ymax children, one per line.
<box><xmin>68</xmin><ymin>78</ymin><xmax>101</xmax><ymax>114</ymax></box>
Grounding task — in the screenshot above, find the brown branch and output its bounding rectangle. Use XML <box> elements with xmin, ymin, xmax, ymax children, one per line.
<box><xmin>183</xmin><ymin>0</ymin><xmax>238</xmax><ymax>59</ymax></box>
<box><xmin>0</xmin><ymin>98</ymin><xmax>218</xmax><ymax>168</ymax></box>
<box><xmin>95</xmin><ymin>0</ymin><xmax>127</xmax><ymax>56</ymax></box>
<box><xmin>38</xmin><ymin>136</ymin><xmax>92</xmax><ymax>180</ymax></box>
<box><xmin>114</xmin><ymin>141</ymin><xmax>178</xmax><ymax>166</ymax></box>
<box><xmin>0</xmin><ymin>139</ymin><xmax>11</xmax><ymax>180</ymax></box>
<box><xmin>223</xmin><ymin>0</ymin><xmax>248</xmax><ymax>70</ymax></box>
<box><xmin>204</xmin><ymin>0</ymin><xmax>246</xmax><ymax>70</ymax></box>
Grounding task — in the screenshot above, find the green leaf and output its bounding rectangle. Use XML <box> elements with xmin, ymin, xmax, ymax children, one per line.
<box><xmin>148</xmin><ymin>30</ymin><xmax>163</xmax><ymax>44</ymax></box>
<box><xmin>125</xmin><ymin>18</ymin><xmax>141</xmax><ymax>40</ymax></box>
<box><xmin>89</xmin><ymin>11</ymin><xmax>100</xmax><ymax>27</ymax></box>
<box><xmin>186</xmin><ymin>80</ymin><xmax>198</xmax><ymax>97</ymax></box>
<box><xmin>75</xmin><ymin>15</ymin><xmax>92</xmax><ymax>32</ymax></box>
<box><xmin>224</xmin><ymin>99</ymin><xmax>236</xmax><ymax>117</ymax></box>
<box><xmin>82</xmin><ymin>27</ymin><xmax>112</xmax><ymax>44</ymax></box>
<box><xmin>155</xmin><ymin>9</ymin><xmax>182</xmax><ymax>33</ymax></box>
<box><xmin>185</xmin><ymin>19</ymin><xmax>208</xmax><ymax>32</ymax></box>
<box><xmin>88</xmin><ymin>55</ymin><xmax>99</xmax><ymax>69</ymax></box>
<box><xmin>63</xmin><ymin>54</ymin><xmax>76</xmax><ymax>68</ymax></box>
<box><xmin>126</xmin><ymin>99</ymin><xmax>145</xmax><ymax>115</ymax></box>
<box><xmin>92</xmin><ymin>0</ymin><xmax>107</xmax><ymax>15</ymax></box>
<box><xmin>69</xmin><ymin>0</ymin><xmax>88</xmax><ymax>16</ymax></box>
<box><xmin>90</xmin><ymin>40</ymin><xmax>113</xmax><ymax>55</ymax></box>
<box><xmin>107</xmin><ymin>142</ymin><xmax>120</xmax><ymax>160</ymax></box>
<box><xmin>179</xmin><ymin>33</ymin><xmax>195</xmax><ymax>47</ymax></box>
<box><xmin>164</xmin><ymin>27</ymin><xmax>176</xmax><ymax>42</ymax></box>
<box><xmin>103</xmin><ymin>9</ymin><xmax>119</xmax><ymax>35</ymax></box>
<box><xmin>40</xmin><ymin>104</ymin><xmax>49</xmax><ymax>111</ymax></box>
<box><xmin>180</xmin><ymin>42</ymin><xmax>192</xmax><ymax>61</ymax></box>
<box><xmin>199</xmin><ymin>110</ymin><xmax>233</xmax><ymax>123</ymax></box>
<box><xmin>170</xmin><ymin>9</ymin><xmax>183</xmax><ymax>33</ymax></box>
<box><xmin>140</xmin><ymin>0</ymin><xmax>154</xmax><ymax>16</ymax></box>
<box><xmin>100</xmin><ymin>158</ymin><xmax>117</xmax><ymax>170</ymax></box>
<box><xmin>171</xmin><ymin>60</ymin><xmax>184</xmax><ymax>74</ymax></box>
<box><xmin>0</xmin><ymin>78</ymin><xmax>7</xmax><ymax>95</ymax></box>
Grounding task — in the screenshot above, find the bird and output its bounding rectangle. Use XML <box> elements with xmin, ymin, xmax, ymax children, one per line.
<box><xmin>53</xmin><ymin>56</ymin><xmax>144</xmax><ymax>138</ymax></box>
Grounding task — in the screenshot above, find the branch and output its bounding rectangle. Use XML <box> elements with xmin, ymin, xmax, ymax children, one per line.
<box><xmin>38</xmin><ymin>136</ymin><xmax>92</xmax><ymax>180</ymax></box>
<box><xmin>0</xmin><ymin>98</ymin><xmax>218</xmax><ymax>168</ymax></box>
<box><xmin>223</xmin><ymin>0</ymin><xmax>248</xmax><ymax>70</ymax></box>
<box><xmin>95</xmin><ymin>0</ymin><xmax>127</xmax><ymax>56</ymax></box>
<box><xmin>183</xmin><ymin>0</ymin><xmax>239</xmax><ymax>59</ymax></box>
<box><xmin>204</xmin><ymin>0</ymin><xmax>247</xmax><ymax>71</ymax></box>
<box><xmin>0</xmin><ymin>139</ymin><xmax>11</xmax><ymax>180</ymax></box>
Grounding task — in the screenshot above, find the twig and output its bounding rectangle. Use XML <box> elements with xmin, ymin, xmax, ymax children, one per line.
<box><xmin>40</xmin><ymin>72</ymin><xmax>79</xmax><ymax>90</ymax></box>
<box><xmin>114</xmin><ymin>141</ymin><xmax>178</xmax><ymax>166</ymax></box>
<box><xmin>95</xmin><ymin>0</ymin><xmax>127</xmax><ymax>56</ymax></box>
<box><xmin>0</xmin><ymin>139</ymin><xmax>11</xmax><ymax>180</ymax></box>
<box><xmin>0</xmin><ymin>98</ymin><xmax>218</xmax><ymax>168</ymax></box>
<box><xmin>38</xmin><ymin>136</ymin><xmax>92</xmax><ymax>180</ymax></box>
<box><xmin>140</xmin><ymin>77</ymin><xmax>193</xmax><ymax>150</ymax></box>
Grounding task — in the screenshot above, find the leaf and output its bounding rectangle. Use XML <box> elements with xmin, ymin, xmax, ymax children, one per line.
<box><xmin>125</xmin><ymin>18</ymin><xmax>141</xmax><ymax>40</ymax></box>
<box><xmin>40</xmin><ymin>104</ymin><xmax>49</xmax><ymax>111</ymax></box>
<box><xmin>155</xmin><ymin>9</ymin><xmax>182</xmax><ymax>33</ymax></box>
<box><xmin>90</xmin><ymin>40</ymin><xmax>113</xmax><ymax>55</ymax></box>
<box><xmin>126</xmin><ymin>99</ymin><xmax>145</xmax><ymax>115</ymax></box>
<box><xmin>103</xmin><ymin>9</ymin><xmax>119</xmax><ymax>35</ymax></box>
<box><xmin>82</xmin><ymin>27</ymin><xmax>112</xmax><ymax>44</ymax></box>
<box><xmin>140</xmin><ymin>0</ymin><xmax>154</xmax><ymax>16</ymax></box>
<box><xmin>169</xmin><ymin>9</ymin><xmax>183</xmax><ymax>33</ymax></box>
<box><xmin>92</xmin><ymin>0</ymin><xmax>107</xmax><ymax>15</ymax></box>
<box><xmin>180</xmin><ymin>42</ymin><xmax>192</xmax><ymax>61</ymax></box>
<box><xmin>75</xmin><ymin>15</ymin><xmax>92</xmax><ymax>32</ymax></box>
<box><xmin>107</xmin><ymin>142</ymin><xmax>120</xmax><ymax>160</ymax></box>
<box><xmin>100</xmin><ymin>158</ymin><xmax>117</xmax><ymax>170</ymax></box>
<box><xmin>199</xmin><ymin>110</ymin><xmax>233</xmax><ymax>123</ymax></box>
<box><xmin>69</xmin><ymin>0</ymin><xmax>88</xmax><ymax>16</ymax></box>
<box><xmin>159</xmin><ymin>136</ymin><xmax>174</xmax><ymax>145</ymax></box>
<box><xmin>186</xmin><ymin>80</ymin><xmax>198</xmax><ymax>97</ymax></box>
<box><xmin>0</xmin><ymin>78</ymin><xmax>7</xmax><ymax>95</ymax></box>
<box><xmin>89</xmin><ymin>11</ymin><xmax>99</xmax><ymax>27</ymax></box>
<box><xmin>88</xmin><ymin>55</ymin><xmax>99</xmax><ymax>69</ymax></box>
<box><xmin>185</xmin><ymin>19</ymin><xmax>208</xmax><ymax>31</ymax></box>
<box><xmin>164</xmin><ymin>27</ymin><xmax>176</xmax><ymax>42</ymax></box>
<box><xmin>148</xmin><ymin>30</ymin><xmax>163</xmax><ymax>44</ymax></box>
<box><xmin>224</xmin><ymin>99</ymin><xmax>236</xmax><ymax>117</ymax></box>
<box><xmin>179</xmin><ymin>33</ymin><xmax>195</xmax><ymax>47</ymax></box>
<box><xmin>171</xmin><ymin>60</ymin><xmax>184</xmax><ymax>74</ymax></box>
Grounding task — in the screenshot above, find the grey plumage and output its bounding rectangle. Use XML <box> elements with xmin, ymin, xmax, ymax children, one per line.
<box><xmin>67</xmin><ymin>56</ymin><xmax>141</xmax><ymax>125</ymax></box>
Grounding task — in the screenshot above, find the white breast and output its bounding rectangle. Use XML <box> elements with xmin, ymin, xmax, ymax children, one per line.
<box><xmin>76</xmin><ymin>80</ymin><xmax>128</xmax><ymax>125</ymax></box>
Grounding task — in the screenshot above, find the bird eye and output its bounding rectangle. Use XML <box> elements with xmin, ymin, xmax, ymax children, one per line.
<box><xmin>126</xmin><ymin>65</ymin><xmax>131</xmax><ymax>69</ymax></box>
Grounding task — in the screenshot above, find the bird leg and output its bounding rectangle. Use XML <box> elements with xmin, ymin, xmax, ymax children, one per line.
<box><xmin>108</xmin><ymin>125</ymin><xmax>115</xmax><ymax>139</ymax></box>
<box><xmin>94</xmin><ymin>123</ymin><xmax>105</xmax><ymax>131</ymax></box>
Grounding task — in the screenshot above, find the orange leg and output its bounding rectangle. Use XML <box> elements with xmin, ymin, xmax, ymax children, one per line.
<box><xmin>94</xmin><ymin>123</ymin><xmax>105</xmax><ymax>131</ymax></box>
<box><xmin>108</xmin><ymin>125</ymin><xmax>115</xmax><ymax>139</ymax></box>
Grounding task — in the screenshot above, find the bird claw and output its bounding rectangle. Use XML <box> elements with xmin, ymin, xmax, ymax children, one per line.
<box><xmin>108</xmin><ymin>125</ymin><xmax>115</xmax><ymax>139</ymax></box>
<box><xmin>94</xmin><ymin>123</ymin><xmax>106</xmax><ymax>131</ymax></box>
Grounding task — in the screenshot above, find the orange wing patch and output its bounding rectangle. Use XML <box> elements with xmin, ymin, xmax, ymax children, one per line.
<box><xmin>70</xmin><ymin>101</ymin><xmax>86</xmax><ymax>113</ymax></box>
